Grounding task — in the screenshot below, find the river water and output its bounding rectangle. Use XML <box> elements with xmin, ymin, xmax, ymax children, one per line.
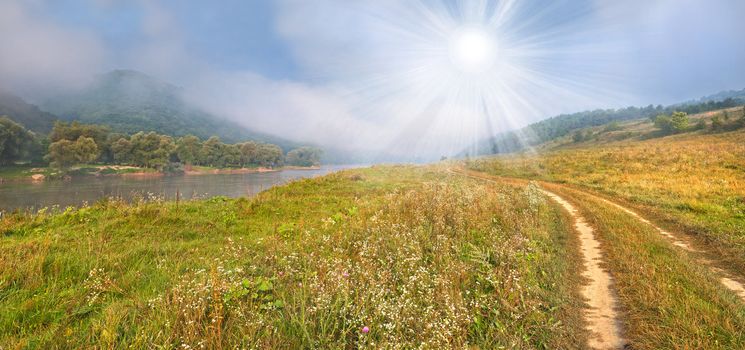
<box><xmin>0</xmin><ymin>165</ymin><xmax>360</xmax><ymax>212</ymax></box>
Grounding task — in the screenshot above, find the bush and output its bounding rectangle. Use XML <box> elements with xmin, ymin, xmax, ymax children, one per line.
<box><xmin>603</xmin><ymin>121</ymin><xmax>622</xmax><ymax>132</ymax></box>
<box><xmin>654</xmin><ymin>112</ymin><xmax>689</xmax><ymax>134</ymax></box>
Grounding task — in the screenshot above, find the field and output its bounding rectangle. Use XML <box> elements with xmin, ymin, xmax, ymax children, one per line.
<box><xmin>464</xmin><ymin>118</ymin><xmax>745</xmax><ymax>348</ymax></box>
<box><xmin>467</xmin><ymin>125</ymin><xmax>745</xmax><ymax>272</ymax></box>
<box><xmin>1</xmin><ymin>165</ymin><xmax>586</xmax><ymax>349</ymax></box>
<box><xmin>3</xmin><ymin>113</ymin><xmax>745</xmax><ymax>349</ymax></box>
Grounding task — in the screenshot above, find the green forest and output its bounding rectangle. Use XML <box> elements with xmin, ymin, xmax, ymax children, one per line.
<box><xmin>0</xmin><ymin>117</ymin><xmax>321</xmax><ymax>172</ymax></box>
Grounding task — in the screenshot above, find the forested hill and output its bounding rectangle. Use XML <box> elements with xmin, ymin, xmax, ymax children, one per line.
<box><xmin>469</xmin><ymin>92</ymin><xmax>745</xmax><ymax>156</ymax></box>
<box><xmin>41</xmin><ymin>70</ymin><xmax>297</xmax><ymax>150</ymax></box>
<box><xmin>682</xmin><ymin>88</ymin><xmax>745</xmax><ymax>105</ymax></box>
<box><xmin>0</xmin><ymin>92</ymin><xmax>57</xmax><ymax>134</ymax></box>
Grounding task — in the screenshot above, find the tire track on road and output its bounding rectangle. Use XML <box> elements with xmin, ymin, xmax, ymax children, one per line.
<box><xmin>450</xmin><ymin>169</ymin><xmax>626</xmax><ymax>349</ymax></box>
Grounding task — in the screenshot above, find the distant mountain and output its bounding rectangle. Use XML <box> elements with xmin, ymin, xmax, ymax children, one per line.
<box><xmin>0</xmin><ymin>91</ymin><xmax>58</xmax><ymax>134</ymax></box>
<box><xmin>41</xmin><ymin>70</ymin><xmax>297</xmax><ymax>149</ymax></box>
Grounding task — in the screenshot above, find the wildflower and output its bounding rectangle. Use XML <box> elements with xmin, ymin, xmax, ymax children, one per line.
<box><xmin>342</xmin><ymin>271</ymin><xmax>349</xmax><ymax>278</ymax></box>
<box><xmin>362</xmin><ymin>326</ymin><xmax>370</xmax><ymax>333</ymax></box>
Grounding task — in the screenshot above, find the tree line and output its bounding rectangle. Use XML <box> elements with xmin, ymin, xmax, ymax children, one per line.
<box><xmin>653</xmin><ymin>108</ymin><xmax>745</xmax><ymax>135</ymax></box>
<box><xmin>0</xmin><ymin>118</ymin><xmax>322</xmax><ymax>170</ymax></box>
<box><xmin>480</xmin><ymin>98</ymin><xmax>745</xmax><ymax>155</ymax></box>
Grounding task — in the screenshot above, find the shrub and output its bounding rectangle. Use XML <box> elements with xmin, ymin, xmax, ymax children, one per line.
<box><xmin>603</xmin><ymin>121</ymin><xmax>622</xmax><ymax>132</ymax></box>
<box><xmin>711</xmin><ymin>116</ymin><xmax>723</xmax><ymax>131</ymax></box>
<box><xmin>654</xmin><ymin>112</ymin><xmax>689</xmax><ymax>134</ymax></box>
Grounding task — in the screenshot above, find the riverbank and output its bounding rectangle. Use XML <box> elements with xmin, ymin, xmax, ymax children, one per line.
<box><xmin>0</xmin><ymin>164</ymin><xmax>322</xmax><ymax>182</ymax></box>
<box><xmin>183</xmin><ymin>165</ymin><xmax>320</xmax><ymax>176</ymax></box>
<box><xmin>0</xmin><ymin>165</ymin><xmax>587</xmax><ymax>348</ymax></box>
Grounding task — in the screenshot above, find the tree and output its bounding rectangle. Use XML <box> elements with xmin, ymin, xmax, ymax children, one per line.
<box><xmin>74</xmin><ymin>136</ymin><xmax>99</xmax><ymax>164</ymax></box>
<box><xmin>49</xmin><ymin>121</ymin><xmax>110</xmax><ymax>162</ymax></box>
<box><xmin>653</xmin><ymin>114</ymin><xmax>673</xmax><ymax>134</ymax></box>
<box><xmin>0</xmin><ymin>116</ymin><xmax>35</xmax><ymax>165</ymax></box>
<box><xmin>572</xmin><ymin>130</ymin><xmax>585</xmax><ymax>143</ymax></box>
<box><xmin>220</xmin><ymin>144</ymin><xmax>242</xmax><ymax>168</ymax></box>
<box><xmin>111</xmin><ymin>137</ymin><xmax>134</xmax><ymax>164</ymax></box>
<box><xmin>286</xmin><ymin>147</ymin><xmax>322</xmax><ymax>167</ymax></box>
<box><xmin>238</xmin><ymin>141</ymin><xmax>259</xmax><ymax>166</ymax></box>
<box><xmin>255</xmin><ymin>143</ymin><xmax>284</xmax><ymax>167</ymax></box>
<box><xmin>175</xmin><ymin>135</ymin><xmax>202</xmax><ymax>165</ymax></box>
<box><xmin>723</xmin><ymin>111</ymin><xmax>730</xmax><ymax>121</ymax></box>
<box><xmin>669</xmin><ymin>112</ymin><xmax>689</xmax><ymax>133</ymax></box>
<box><xmin>46</xmin><ymin>140</ymin><xmax>77</xmax><ymax>168</ymax></box>
<box><xmin>129</xmin><ymin>132</ymin><xmax>175</xmax><ymax>169</ymax></box>
<box><xmin>200</xmin><ymin>136</ymin><xmax>224</xmax><ymax>167</ymax></box>
<box><xmin>654</xmin><ymin>112</ymin><xmax>689</xmax><ymax>134</ymax></box>
<box><xmin>711</xmin><ymin>116</ymin><xmax>723</xmax><ymax>131</ymax></box>
<box><xmin>46</xmin><ymin>136</ymin><xmax>99</xmax><ymax>169</ymax></box>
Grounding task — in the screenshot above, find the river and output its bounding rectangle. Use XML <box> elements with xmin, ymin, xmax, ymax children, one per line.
<box><xmin>0</xmin><ymin>165</ymin><xmax>361</xmax><ymax>212</ymax></box>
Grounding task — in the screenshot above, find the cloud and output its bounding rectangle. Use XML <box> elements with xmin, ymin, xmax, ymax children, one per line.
<box><xmin>185</xmin><ymin>70</ymin><xmax>401</xmax><ymax>157</ymax></box>
<box><xmin>0</xmin><ymin>1</ymin><xmax>106</xmax><ymax>95</ymax></box>
<box><xmin>2</xmin><ymin>0</ymin><xmax>744</xmax><ymax>160</ymax></box>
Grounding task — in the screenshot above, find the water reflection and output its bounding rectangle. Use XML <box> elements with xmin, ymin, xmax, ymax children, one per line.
<box><xmin>0</xmin><ymin>165</ymin><xmax>360</xmax><ymax>212</ymax></box>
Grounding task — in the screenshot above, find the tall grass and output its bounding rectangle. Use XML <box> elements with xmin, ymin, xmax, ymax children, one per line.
<box><xmin>1</xmin><ymin>166</ymin><xmax>585</xmax><ymax>348</ymax></box>
<box><xmin>467</xmin><ymin>128</ymin><xmax>745</xmax><ymax>272</ymax></box>
<box><xmin>545</xmin><ymin>184</ymin><xmax>745</xmax><ymax>349</ymax></box>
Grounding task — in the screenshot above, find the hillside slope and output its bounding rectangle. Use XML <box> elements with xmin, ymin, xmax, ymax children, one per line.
<box><xmin>466</xmin><ymin>110</ymin><xmax>745</xmax><ymax>273</ymax></box>
<box><xmin>0</xmin><ymin>92</ymin><xmax>58</xmax><ymax>134</ymax></box>
<box><xmin>469</xmin><ymin>92</ymin><xmax>744</xmax><ymax>156</ymax></box>
<box><xmin>41</xmin><ymin>70</ymin><xmax>297</xmax><ymax>149</ymax></box>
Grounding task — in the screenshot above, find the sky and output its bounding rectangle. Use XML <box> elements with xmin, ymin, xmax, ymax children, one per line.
<box><xmin>1</xmin><ymin>0</ymin><xmax>744</xmax><ymax>159</ymax></box>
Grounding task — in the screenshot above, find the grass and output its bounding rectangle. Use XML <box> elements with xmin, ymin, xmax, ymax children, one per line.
<box><xmin>466</xmin><ymin>127</ymin><xmax>745</xmax><ymax>273</ymax></box>
<box><xmin>0</xmin><ymin>165</ymin><xmax>586</xmax><ymax>348</ymax></box>
<box><xmin>457</xmin><ymin>169</ymin><xmax>745</xmax><ymax>348</ymax></box>
<box><xmin>0</xmin><ymin>165</ymin><xmax>157</xmax><ymax>181</ymax></box>
<box><xmin>542</xmin><ymin>184</ymin><xmax>745</xmax><ymax>349</ymax></box>
<box><xmin>0</xmin><ymin>166</ymin><xmax>58</xmax><ymax>180</ymax></box>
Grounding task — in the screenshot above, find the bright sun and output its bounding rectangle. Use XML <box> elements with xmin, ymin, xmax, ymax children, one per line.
<box><xmin>449</xmin><ymin>28</ymin><xmax>495</xmax><ymax>74</ymax></box>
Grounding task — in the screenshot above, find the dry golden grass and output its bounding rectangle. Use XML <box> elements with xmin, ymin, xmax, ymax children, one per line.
<box><xmin>468</xmin><ymin>126</ymin><xmax>745</xmax><ymax>273</ymax></box>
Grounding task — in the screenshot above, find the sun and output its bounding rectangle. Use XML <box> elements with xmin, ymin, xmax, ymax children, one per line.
<box><xmin>449</xmin><ymin>27</ymin><xmax>496</xmax><ymax>74</ymax></box>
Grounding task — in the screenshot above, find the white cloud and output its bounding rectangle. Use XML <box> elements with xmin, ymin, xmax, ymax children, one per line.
<box><xmin>3</xmin><ymin>0</ymin><xmax>743</xmax><ymax>160</ymax></box>
<box><xmin>185</xmin><ymin>71</ymin><xmax>387</xmax><ymax>153</ymax></box>
<box><xmin>0</xmin><ymin>1</ymin><xmax>106</xmax><ymax>95</ymax></box>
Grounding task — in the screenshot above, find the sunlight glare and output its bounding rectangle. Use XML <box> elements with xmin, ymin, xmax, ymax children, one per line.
<box><xmin>450</xmin><ymin>28</ymin><xmax>495</xmax><ymax>73</ymax></box>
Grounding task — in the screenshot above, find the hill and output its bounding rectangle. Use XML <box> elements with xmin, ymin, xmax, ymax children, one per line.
<box><xmin>467</xmin><ymin>106</ymin><xmax>745</xmax><ymax>271</ymax></box>
<box><xmin>682</xmin><ymin>87</ymin><xmax>745</xmax><ymax>105</ymax></box>
<box><xmin>468</xmin><ymin>90</ymin><xmax>745</xmax><ymax>156</ymax></box>
<box><xmin>465</xmin><ymin>114</ymin><xmax>745</xmax><ymax>347</ymax></box>
<box><xmin>0</xmin><ymin>92</ymin><xmax>58</xmax><ymax>134</ymax></box>
<box><xmin>41</xmin><ymin>70</ymin><xmax>297</xmax><ymax>149</ymax></box>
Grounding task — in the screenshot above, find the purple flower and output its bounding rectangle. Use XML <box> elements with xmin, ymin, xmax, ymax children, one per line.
<box><xmin>361</xmin><ymin>326</ymin><xmax>370</xmax><ymax>333</ymax></box>
<box><xmin>342</xmin><ymin>271</ymin><xmax>349</xmax><ymax>278</ymax></box>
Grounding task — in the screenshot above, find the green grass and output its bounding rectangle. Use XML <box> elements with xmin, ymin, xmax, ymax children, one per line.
<box><xmin>0</xmin><ymin>165</ymin><xmax>158</xmax><ymax>180</ymax></box>
<box><xmin>542</xmin><ymin>184</ymin><xmax>745</xmax><ymax>349</ymax></box>
<box><xmin>0</xmin><ymin>166</ymin><xmax>57</xmax><ymax>180</ymax></box>
<box><xmin>0</xmin><ymin>165</ymin><xmax>585</xmax><ymax>348</ymax></box>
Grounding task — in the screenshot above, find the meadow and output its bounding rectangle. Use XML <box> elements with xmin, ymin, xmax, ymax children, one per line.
<box><xmin>467</xmin><ymin>124</ymin><xmax>745</xmax><ymax>273</ymax></box>
<box><xmin>1</xmin><ymin>165</ymin><xmax>586</xmax><ymax>349</ymax></box>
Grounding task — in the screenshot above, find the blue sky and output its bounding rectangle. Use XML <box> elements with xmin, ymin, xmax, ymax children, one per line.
<box><xmin>41</xmin><ymin>0</ymin><xmax>300</xmax><ymax>78</ymax></box>
<box><xmin>1</xmin><ymin>0</ymin><xmax>744</xmax><ymax>157</ymax></box>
